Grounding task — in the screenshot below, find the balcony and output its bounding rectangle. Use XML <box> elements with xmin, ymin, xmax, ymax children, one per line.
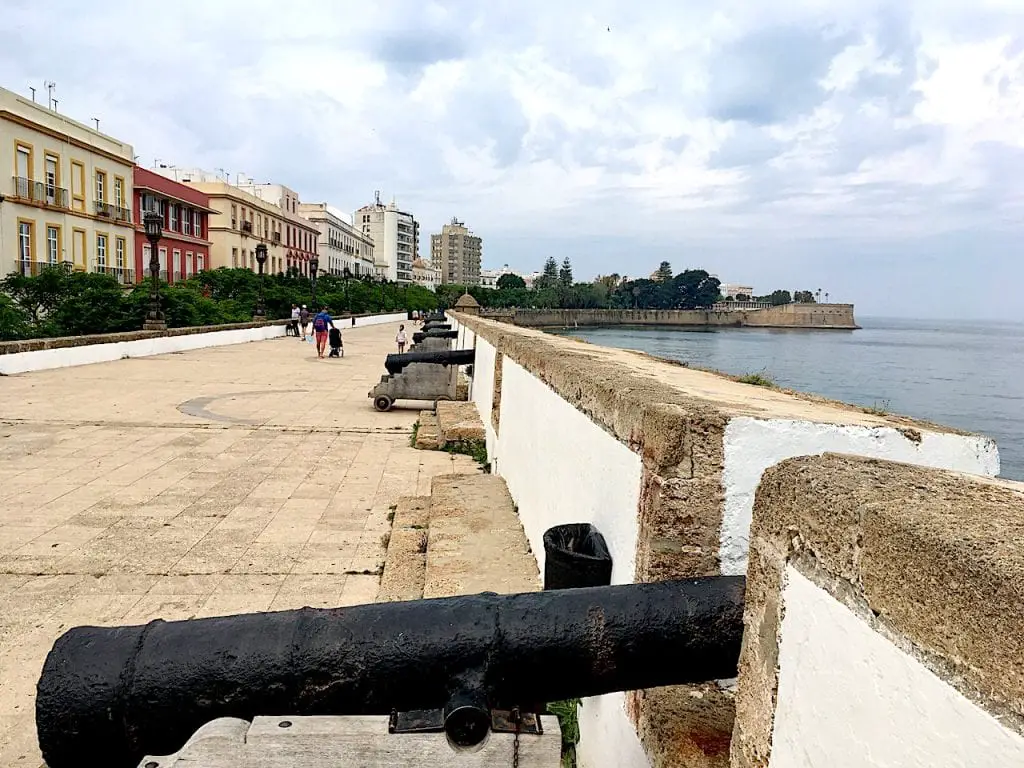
<box><xmin>11</xmin><ymin>177</ymin><xmax>70</xmax><ymax>209</ymax></box>
<box><xmin>17</xmin><ymin>259</ymin><xmax>67</xmax><ymax>276</ymax></box>
<box><xmin>241</xmin><ymin>221</ymin><xmax>253</xmax><ymax>235</ymax></box>
<box><xmin>94</xmin><ymin>201</ymin><xmax>132</xmax><ymax>224</ymax></box>
<box><xmin>272</xmin><ymin>231</ymin><xmax>281</xmax><ymax>243</ymax></box>
<box><xmin>92</xmin><ymin>265</ymin><xmax>136</xmax><ymax>285</ymax></box>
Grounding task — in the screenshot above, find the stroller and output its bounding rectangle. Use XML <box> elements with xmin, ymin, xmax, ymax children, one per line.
<box><xmin>328</xmin><ymin>327</ymin><xmax>344</xmax><ymax>358</ymax></box>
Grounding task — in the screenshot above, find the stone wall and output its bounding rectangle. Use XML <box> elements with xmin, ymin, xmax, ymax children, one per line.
<box><xmin>481</xmin><ymin>304</ymin><xmax>858</xmax><ymax>330</ymax></box>
<box><xmin>733</xmin><ymin>455</ymin><xmax>1024</xmax><ymax>767</ymax></box>
<box><xmin>0</xmin><ymin>312</ymin><xmax>408</xmax><ymax>375</ymax></box>
<box><xmin>447</xmin><ymin>312</ymin><xmax>997</xmax><ymax>768</ymax></box>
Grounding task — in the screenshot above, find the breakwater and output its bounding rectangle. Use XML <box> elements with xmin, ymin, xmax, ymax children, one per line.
<box><xmin>481</xmin><ymin>303</ymin><xmax>859</xmax><ymax>330</ymax></box>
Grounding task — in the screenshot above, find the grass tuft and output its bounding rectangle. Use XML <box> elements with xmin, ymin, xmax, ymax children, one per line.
<box><xmin>737</xmin><ymin>371</ymin><xmax>776</xmax><ymax>388</ymax></box>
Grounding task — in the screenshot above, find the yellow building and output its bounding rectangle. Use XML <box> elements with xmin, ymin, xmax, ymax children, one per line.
<box><xmin>1</xmin><ymin>85</ymin><xmax>136</xmax><ymax>282</ymax></box>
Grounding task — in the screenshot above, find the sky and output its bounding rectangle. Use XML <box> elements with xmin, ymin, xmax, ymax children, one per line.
<box><xmin>3</xmin><ymin>0</ymin><xmax>1023</xmax><ymax>320</ymax></box>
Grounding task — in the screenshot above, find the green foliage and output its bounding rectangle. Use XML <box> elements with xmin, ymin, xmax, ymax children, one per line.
<box><xmin>0</xmin><ymin>267</ymin><xmax>440</xmax><ymax>341</ymax></box>
<box><xmin>754</xmin><ymin>289</ymin><xmax>793</xmax><ymax>306</ymax></box>
<box><xmin>547</xmin><ymin>699</ymin><xmax>581</xmax><ymax>767</ymax></box>
<box><xmin>655</xmin><ymin>260</ymin><xmax>674</xmax><ymax>282</ymax></box>
<box><xmin>444</xmin><ymin>438</ymin><xmax>488</xmax><ymax>469</ymax></box>
<box><xmin>737</xmin><ymin>372</ymin><xmax>777</xmax><ymax>387</ymax></box>
<box><xmin>559</xmin><ymin>257</ymin><xmax>573</xmax><ymax>287</ymax></box>
<box><xmin>793</xmin><ymin>290</ymin><xmax>816</xmax><ymax>303</ymax></box>
<box><xmin>496</xmin><ymin>272</ymin><xmax>526</xmax><ymax>290</ymax></box>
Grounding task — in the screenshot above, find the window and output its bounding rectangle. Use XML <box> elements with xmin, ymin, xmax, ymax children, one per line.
<box><xmin>18</xmin><ymin>220</ymin><xmax>34</xmax><ymax>263</ymax></box>
<box><xmin>197</xmin><ymin>253</ymin><xmax>205</xmax><ymax>272</ymax></box>
<box><xmin>15</xmin><ymin>143</ymin><xmax>32</xmax><ymax>179</ymax></box>
<box><xmin>96</xmin><ymin>234</ymin><xmax>107</xmax><ymax>267</ymax></box>
<box><xmin>158</xmin><ymin>247</ymin><xmax>167</xmax><ymax>272</ymax></box>
<box><xmin>115</xmin><ymin>237</ymin><xmax>125</xmax><ymax>269</ymax></box>
<box><xmin>170</xmin><ymin>204</ymin><xmax>178</xmax><ymax>231</ymax></box>
<box><xmin>95</xmin><ymin>170</ymin><xmax>106</xmax><ymax>202</ymax></box>
<box><xmin>172</xmin><ymin>249</ymin><xmax>182</xmax><ymax>280</ymax></box>
<box><xmin>231</xmin><ymin>247</ymin><xmax>238</xmax><ymax>267</ymax></box>
<box><xmin>142</xmin><ymin>243</ymin><xmax>151</xmax><ymax>270</ymax></box>
<box><xmin>45</xmin><ymin>154</ymin><xmax>59</xmax><ymax>204</ymax></box>
<box><xmin>46</xmin><ymin>225</ymin><xmax>60</xmax><ymax>264</ymax></box>
<box><xmin>231</xmin><ymin>204</ymin><xmax>237</xmax><ymax>229</ymax></box>
<box><xmin>185</xmin><ymin>251</ymin><xmax>193</xmax><ymax>277</ymax></box>
<box><xmin>182</xmin><ymin>208</ymin><xmax>192</xmax><ymax>236</ymax></box>
<box><xmin>70</xmin><ymin>161</ymin><xmax>85</xmax><ymax>211</ymax></box>
<box><xmin>193</xmin><ymin>210</ymin><xmax>201</xmax><ymax>237</ymax></box>
<box><xmin>114</xmin><ymin>177</ymin><xmax>124</xmax><ymax>208</ymax></box>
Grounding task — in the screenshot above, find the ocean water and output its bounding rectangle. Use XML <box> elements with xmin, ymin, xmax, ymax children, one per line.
<box><xmin>550</xmin><ymin>318</ymin><xmax>1024</xmax><ymax>481</ymax></box>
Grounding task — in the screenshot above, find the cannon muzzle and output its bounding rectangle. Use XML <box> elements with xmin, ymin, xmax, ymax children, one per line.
<box><xmin>37</xmin><ymin>578</ymin><xmax>744</xmax><ymax>768</ymax></box>
<box><xmin>384</xmin><ymin>348</ymin><xmax>475</xmax><ymax>375</ymax></box>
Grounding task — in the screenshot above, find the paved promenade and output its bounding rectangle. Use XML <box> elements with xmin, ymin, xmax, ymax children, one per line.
<box><xmin>0</xmin><ymin>321</ymin><xmax>476</xmax><ymax>766</ymax></box>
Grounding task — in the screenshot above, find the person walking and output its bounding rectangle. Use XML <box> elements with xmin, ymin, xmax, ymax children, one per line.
<box><xmin>289</xmin><ymin>304</ymin><xmax>300</xmax><ymax>337</ymax></box>
<box><xmin>299</xmin><ymin>305</ymin><xmax>310</xmax><ymax>341</ymax></box>
<box><xmin>396</xmin><ymin>324</ymin><xmax>408</xmax><ymax>353</ymax></box>
<box><xmin>312</xmin><ymin>306</ymin><xmax>334</xmax><ymax>359</ymax></box>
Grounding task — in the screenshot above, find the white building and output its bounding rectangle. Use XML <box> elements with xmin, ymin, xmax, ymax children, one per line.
<box><xmin>411</xmin><ymin>258</ymin><xmax>441</xmax><ymax>291</ymax></box>
<box><xmin>481</xmin><ymin>264</ymin><xmax>536</xmax><ymax>289</ymax></box>
<box><xmin>1</xmin><ymin>84</ymin><xmax>136</xmax><ymax>281</ymax></box>
<box><xmin>353</xmin><ymin>192</ymin><xmax>418</xmax><ymax>283</ymax></box>
<box><xmin>298</xmin><ymin>203</ymin><xmax>375</xmax><ymax>277</ymax></box>
<box><xmin>721</xmin><ymin>283</ymin><xmax>755</xmax><ymax>299</ymax></box>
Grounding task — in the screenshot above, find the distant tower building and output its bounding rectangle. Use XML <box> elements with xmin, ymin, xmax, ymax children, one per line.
<box><xmin>431</xmin><ymin>217</ymin><xmax>482</xmax><ymax>286</ymax></box>
<box><xmin>353</xmin><ymin>191</ymin><xmax>418</xmax><ymax>283</ymax></box>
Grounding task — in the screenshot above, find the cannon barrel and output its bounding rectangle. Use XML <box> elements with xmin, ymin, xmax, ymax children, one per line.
<box><xmin>423</xmin><ymin>313</ymin><xmax>447</xmax><ymax>323</ymax></box>
<box><xmin>385</xmin><ymin>348</ymin><xmax>474</xmax><ymax>375</ymax></box>
<box><xmin>413</xmin><ymin>329</ymin><xmax>459</xmax><ymax>344</ymax></box>
<box><xmin>37</xmin><ymin>578</ymin><xmax>744</xmax><ymax>768</ymax></box>
<box><xmin>421</xmin><ymin>322</ymin><xmax>452</xmax><ymax>332</ymax></box>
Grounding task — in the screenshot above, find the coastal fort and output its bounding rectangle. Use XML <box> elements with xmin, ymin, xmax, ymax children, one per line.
<box><xmin>0</xmin><ymin>306</ymin><xmax>1020</xmax><ymax>768</ymax></box>
<box><xmin>482</xmin><ymin>302</ymin><xmax>859</xmax><ymax>330</ymax></box>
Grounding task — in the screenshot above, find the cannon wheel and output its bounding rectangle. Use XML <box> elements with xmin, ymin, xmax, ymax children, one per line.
<box><xmin>374</xmin><ymin>395</ymin><xmax>394</xmax><ymax>412</ymax></box>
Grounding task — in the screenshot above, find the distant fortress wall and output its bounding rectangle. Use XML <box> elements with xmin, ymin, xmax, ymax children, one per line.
<box><xmin>480</xmin><ymin>303</ymin><xmax>858</xmax><ymax>330</ymax></box>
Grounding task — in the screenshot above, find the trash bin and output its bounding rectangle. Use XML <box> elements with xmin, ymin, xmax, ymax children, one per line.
<box><xmin>542</xmin><ymin>523</ymin><xmax>613</xmax><ymax>590</ymax></box>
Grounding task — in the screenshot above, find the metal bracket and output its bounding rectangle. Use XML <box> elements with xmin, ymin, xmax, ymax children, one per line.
<box><xmin>388</xmin><ymin>708</ymin><xmax>543</xmax><ymax>736</ymax></box>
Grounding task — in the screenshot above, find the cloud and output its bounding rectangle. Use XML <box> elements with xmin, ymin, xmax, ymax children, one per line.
<box><xmin>1</xmin><ymin>0</ymin><xmax>1022</xmax><ymax>320</ymax></box>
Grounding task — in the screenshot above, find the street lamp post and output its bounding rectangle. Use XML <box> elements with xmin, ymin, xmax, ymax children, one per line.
<box><xmin>142</xmin><ymin>210</ymin><xmax>166</xmax><ymax>331</ymax></box>
<box><xmin>342</xmin><ymin>267</ymin><xmax>352</xmax><ymax>313</ymax></box>
<box><xmin>254</xmin><ymin>243</ymin><xmax>268</xmax><ymax>319</ymax></box>
<box><xmin>310</xmin><ymin>257</ymin><xmax>319</xmax><ymax>308</ymax></box>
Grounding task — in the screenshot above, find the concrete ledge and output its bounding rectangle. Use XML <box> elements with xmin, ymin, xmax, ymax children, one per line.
<box><xmin>733</xmin><ymin>454</ymin><xmax>1024</xmax><ymax>767</ymax></box>
<box><xmin>435</xmin><ymin>401</ymin><xmax>485</xmax><ymax>445</ymax></box>
<box><xmin>377</xmin><ymin>497</ymin><xmax>430</xmax><ymax>602</ymax></box>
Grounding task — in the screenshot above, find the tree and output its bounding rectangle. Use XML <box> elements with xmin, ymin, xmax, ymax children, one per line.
<box><xmin>793</xmin><ymin>290</ymin><xmax>816</xmax><ymax>303</ymax></box>
<box><xmin>655</xmin><ymin>261</ymin><xmax>673</xmax><ymax>282</ymax></box>
<box><xmin>754</xmin><ymin>290</ymin><xmax>792</xmax><ymax>306</ymax></box>
<box><xmin>534</xmin><ymin>257</ymin><xmax>559</xmax><ymax>291</ymax></box>
<box><xmin>674</xmin><ymin>270</ymin><xmax>721</xmax><ymax>309</ymax></box>
<box><xmin>735</xmin><ymin>293</ymin><xmax>750</xmax><ymax>302</ymax></box>
<box><xmin>595</xmin><ymin>274</ymin><xmax>621</xmax><ymax>290</ymax></box>
<box><xmin>559</xmin><ymin>257</ymin><xmax>573</xmax><ymax>288</ymax></box>
<box><xmin>496</xmin><ymin>273</ymin><xmax>526</xmax><ymax>291</ymax></box>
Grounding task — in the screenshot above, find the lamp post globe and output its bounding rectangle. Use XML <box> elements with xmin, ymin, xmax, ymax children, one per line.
<box><xmin>142</xmin><ymin>210</ymin><xmax>166</xmax><ymax>331</ymax></box>
<box><xmin>254</xmin><ymin>243</ymin><xmax>268</xmax><ymax>319</ymax></box>
<box><xmin>310</xmin><ymin>256</ymin><xmax>319</xmax><ymax>307</ymax></box>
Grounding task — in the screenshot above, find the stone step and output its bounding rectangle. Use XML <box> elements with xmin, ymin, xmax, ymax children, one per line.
<box><xmin>435</xmin><ymin>401</ymin><xmax>486</xmax><ymax>446</ymax></box>
<box><xmin>413</xmin><ymin>411</ymin><xmax>441</xmax><ymax>450</ymax></box>
<box><xmin>376</xmin><ymin>496</ymin><xmax>430</xmax><ymax>602</ymax></box>
<box><xmin>424</xmin><ymin>474</ymin><xmax>539</xmax><ymax>598</ymax></box>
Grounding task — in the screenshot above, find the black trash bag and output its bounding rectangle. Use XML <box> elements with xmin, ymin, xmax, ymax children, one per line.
<box><xmin>543</xmin><ymin>523</ymin><xmax>613</xmax><ymax>590</ymax></box>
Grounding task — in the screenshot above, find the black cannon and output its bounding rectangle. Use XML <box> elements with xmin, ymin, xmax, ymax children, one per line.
<box><xmin>421</xmin><ymin>322</ymin><xmax>452</xmax><ymax>332</ymax></box>
<box><xmin>36</xmin><ymin>578</ymin><xmax>744</xmax><ymax>768</ymax></box>
<box><xmin>423</xmin><ymin>313</ymin><xmax>447</xmax><ymax>323</ymax></box>
<box><xmin>412</xmin><ymin>329</ymin><xmax>459</xmax><ymax>344</ymax></box>
<box><xmin>384</xmin><ymin>348</ymin><xmax>474</xmax><ymax>375</ymax></box>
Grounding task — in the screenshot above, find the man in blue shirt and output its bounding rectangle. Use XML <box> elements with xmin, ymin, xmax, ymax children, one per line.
<box><xmin>312</xmin><ymin>306</ymin><xmax>334</xmax><ymax>359</ymax></box>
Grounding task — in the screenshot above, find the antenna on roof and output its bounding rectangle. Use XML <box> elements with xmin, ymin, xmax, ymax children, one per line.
<box><xmin>45</xmin><ymin>81</ymin><xmax>56</xmax><ymax>109</ymax></box>
<box><xmin>29</xmin><ymin>87</ymin><xmax>35</xmax><ymax>102</ymax></box>
<box><xmin>92</xmin><ymin>118</ymin><xmax>100</xmax><ymax>131</ymax></box>
<box><xmin>374</xmin><ymin>190</ymin><xmax>381</xmax><ymax>205</ymax></box>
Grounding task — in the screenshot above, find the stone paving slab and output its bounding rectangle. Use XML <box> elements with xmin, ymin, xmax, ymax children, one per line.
<box><xmin>0</xmin><ymin>320</ymin><xmax>478</xmax><ymax>767</ymax></box>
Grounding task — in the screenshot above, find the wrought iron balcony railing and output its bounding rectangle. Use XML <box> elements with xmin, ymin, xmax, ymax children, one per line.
<box><xmin>11</xmin><ymin>176</ymin><xmax>70</xmax><ymax>208</ymax></box>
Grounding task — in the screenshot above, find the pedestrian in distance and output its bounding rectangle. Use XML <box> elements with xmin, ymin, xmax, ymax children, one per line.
<box><xmin>299</xmin><ymin>305</ymin><xmax>311</xmax><ymax>341</ymax></box>
<box><xmin>313</xmin><ymin>306</ymin><xmax>334</xmax><ymax>359</ymax></box>
<box><xmin>288</xmin><ymin>304</ymin><xmax>300</xmax><ymax>337</ymax></box>
<box><xmin>396</xmin><ymin>324</ymin><xmax>408</xmax><ymax>353</ymax></box>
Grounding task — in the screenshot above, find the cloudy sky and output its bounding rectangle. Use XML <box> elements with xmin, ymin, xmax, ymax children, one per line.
<box><xmin>4</xmin><ymin>0</ymin><xmax>1023</xmax><ymax>319</ymax></box>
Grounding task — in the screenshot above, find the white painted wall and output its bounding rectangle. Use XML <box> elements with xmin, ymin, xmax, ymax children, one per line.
<box><xmin>771</xmin><ymin>566</ymin><xmax>1024</xmax><ymax>767</ymax></box>
<box><xmin>720</xmin><ymin>418</ymin><xmax>1000</xmax><ymax>576</ymax></box>
<box><xmin>0</xmin><ymin>313</ymin><xmax>407</xmax><ymax>376</ymax></box>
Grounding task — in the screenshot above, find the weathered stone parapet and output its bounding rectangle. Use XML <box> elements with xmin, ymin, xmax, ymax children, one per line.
<box><xmin>447</xmin><ymin>312</ymin><xmax>999</xmax><ymax>768</ymax></box>
<box><xmin>733</xmin><ymin>454</ymin><xmax>1024</xmax><ymax>767</ymax></box>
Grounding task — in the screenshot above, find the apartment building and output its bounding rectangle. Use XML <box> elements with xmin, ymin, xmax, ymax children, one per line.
<box><xmin>236</xmin><ymin>182</ymin><xmax>318</xmax><ymax>275</ymax></box>
<box><xmin>411</xmin><ymin>258</ymin><xmax>441</xmax><ymax>291</ymax></box>
<box><xmin>133</xmin><ymin>167</ymin><xmax>215</xmax><ymax>284</ymax></box>
<box><xmin>430</xmin><ymin>217</ymin><xmax>482</xmax><ymax>286</ymax></box>
<box><xmin>353</xmin><ymin>193</ymin><xmax>418</xmax><ymax>283</ymax></box>
<box><xmin>1</xmin><ymin>85</ymin><xmax>135</xmax><ymax>281</ymax></box>
<box><xmin>297</xmin><ymin>203</ymin><xmax>375</xmax><ymax>277</ymax></box>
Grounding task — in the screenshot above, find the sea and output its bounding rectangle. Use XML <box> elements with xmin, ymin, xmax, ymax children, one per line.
<box><xmin>550</xmin><ymin>317</ymin><xmax>1024</xmax><ymax>481</ymax></box>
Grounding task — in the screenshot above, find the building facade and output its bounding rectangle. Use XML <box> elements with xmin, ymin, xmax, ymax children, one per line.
<box><xmin>721</xmin><ymin>283</ymin><xmax>755</xmax><ymax>299</ymax></box>
<box><xmin>1</xmin><ymin>85</ymin><xmax>135</xmax><ymax>281</ymax></box>
<box><xmin>236</xmin><ymin>182</ymin><xmax>318</xmax><ymax>275</ymax></box>
<box><xmin>430</xmin><ymin>217</ymin><xmax>482</xmax><ymax>286</ymax></box>
<box><xmin>354</xmin><ymin>193</ymin><xmax>418</xmax><ymax>283</ymax></box>
<box><xmin>411</xmin><ymin>258</ymin><xmax>441</xmax><ymax>291</ymax></box>
<box><xmin>133</xmin><ymin>167</ymin><xmax>214</xmax><ymax>284</ymax></box>
<box><xmin>297</xmin><ymin>203</ymin><xmax>375</xmax><ymax>277</ymax></box>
